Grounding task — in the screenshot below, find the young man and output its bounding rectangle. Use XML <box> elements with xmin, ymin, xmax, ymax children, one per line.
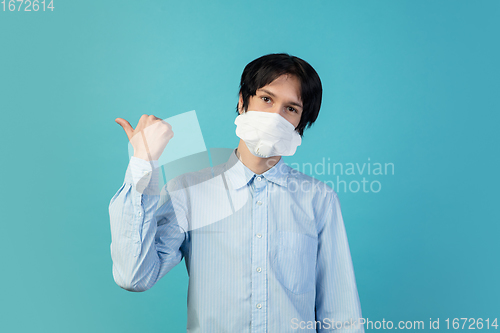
<box><xmin>110</xmin><ymin>53</ymin><xmax>364</xmax><ymax>332</ymax></box>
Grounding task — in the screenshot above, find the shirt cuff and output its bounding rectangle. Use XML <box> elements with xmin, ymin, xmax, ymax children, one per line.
<box><xmin>124</xmin><ymin>156</ymin><xmax>161</xmax><ymax>195</ymax></box>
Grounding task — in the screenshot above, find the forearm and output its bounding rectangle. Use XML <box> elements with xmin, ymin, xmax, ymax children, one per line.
<box><xmin>109</xmin><ymin>157</ymin><xmax>163</xmax><ymax>291</ymax></box>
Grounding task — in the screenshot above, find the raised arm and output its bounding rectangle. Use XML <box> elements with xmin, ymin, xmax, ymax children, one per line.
<box><xmin>109</xmin><ymin>114</ymin><xmax>186</xmax><ymax>292</ymax></box>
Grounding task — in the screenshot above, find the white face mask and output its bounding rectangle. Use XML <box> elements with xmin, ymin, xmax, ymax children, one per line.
<box><xmin>234</xmin><ymin>111</ymin><xmax>302</xmax><ymax>158</ymax></box>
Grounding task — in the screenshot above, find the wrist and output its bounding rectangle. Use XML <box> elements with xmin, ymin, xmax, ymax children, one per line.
<box><xmin>133</xmin><ymin>153</ymin><xmax>152</xmax><ymax>161</ymax></box>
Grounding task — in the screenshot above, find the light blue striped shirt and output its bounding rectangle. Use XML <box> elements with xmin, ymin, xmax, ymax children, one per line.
<box><xmin>109</xmin><ymin>148</ymin><xmax>364</xmax><ymax>332</ymax></box>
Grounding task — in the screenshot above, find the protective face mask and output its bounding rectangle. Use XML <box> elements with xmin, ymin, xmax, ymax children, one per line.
<box><xmin>234</xmin><ymin>111</ymin><xmax>302</xmax><ymax>158</ymax></box>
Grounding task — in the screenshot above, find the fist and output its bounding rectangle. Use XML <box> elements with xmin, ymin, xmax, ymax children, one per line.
<box><xmin>115</xmin><ymin>114</ymin><xmax>174</xmax><ymax>161</ymax></box>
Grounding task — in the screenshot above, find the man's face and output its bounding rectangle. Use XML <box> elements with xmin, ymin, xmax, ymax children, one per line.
<box><xmin>238</xmin><ymin>74</ymin><xmax>303</xmax><ymax>129</ymax></box>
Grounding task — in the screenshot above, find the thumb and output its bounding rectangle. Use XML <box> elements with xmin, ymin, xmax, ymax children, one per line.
<box><xmin>115</xmin><ymin>118</ymin><xmax>134</xmax><ymax>140</ymax></box>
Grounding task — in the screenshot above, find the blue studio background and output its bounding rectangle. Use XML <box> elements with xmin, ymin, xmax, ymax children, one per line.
<box><xmin>1</xmin><ymin>0</ymin><xmax>499</xmax><ymax>332</ymax></box>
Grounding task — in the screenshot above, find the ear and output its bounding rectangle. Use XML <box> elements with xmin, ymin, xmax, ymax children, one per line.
<box><xmin>238</xmin><ymin>94</ymin><xmax>244</xmax><ymax>115</ymax></box>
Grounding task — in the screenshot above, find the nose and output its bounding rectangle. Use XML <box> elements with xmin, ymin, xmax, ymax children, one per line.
<box><xmin>267</xmin><ymin>103</ymin><xmax>287</xmax><ymax>117</ymax></box>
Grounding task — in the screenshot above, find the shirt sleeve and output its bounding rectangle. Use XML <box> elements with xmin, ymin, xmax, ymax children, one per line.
<box><xmin>109</xmin><ymin>156</ymin><xmax>188</xmax><ymax>292</ymax></box>
<box><xmin>315</xmin><ymin>192</ymin><xmax>364</xmax><ymax>332</ymax></box>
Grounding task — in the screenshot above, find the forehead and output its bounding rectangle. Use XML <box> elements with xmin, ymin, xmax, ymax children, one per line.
<box><xmin>258</xmin><ymin>74</ymin><xmax>302</xmax><ymax>101</ymax></box>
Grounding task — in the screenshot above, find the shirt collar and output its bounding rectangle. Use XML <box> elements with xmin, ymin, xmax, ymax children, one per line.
<box><xmin>224</xmin><ymin>148</ymin><xmax>290</xmax><ymax>189</ymax></box>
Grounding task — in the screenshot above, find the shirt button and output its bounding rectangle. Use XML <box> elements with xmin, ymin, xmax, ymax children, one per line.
<box><xmin>256</xmin><ymin>176</ymin><xmax>262</xmax><ymax>181</ymax></box>
<box><xmin>138</xmin><ymin>212</ymin><xmax>142</xmax><ymax>216</ymax></box>
<box><xmin>256</xmin><ymin>233</ymin><xmax>262</xmax><ymax>238</ymax></box>
<box><xmin>256</xmin><ymin>303</ymin><xmax>262</xmax><ymax>309</ymax></box>
<box><xmin>143</xmin><ymin>171</ymin><xmax>149</xmax><ymax>176</ymax></box>
<box><xmin>256</xmin><ymin>201</ymin><xmax>262</xmax><ymax>206</ymax></box>
<box><xmin>256</xmin><ymin>267</ymin><xmax>262</xmax><ymax>273</ymax></box>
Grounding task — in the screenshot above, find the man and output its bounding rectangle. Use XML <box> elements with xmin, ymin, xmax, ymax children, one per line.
<box><xmin>110</xmin><ymin>53</ymin><xmax>364</xmax><ymax>332</ymax></box>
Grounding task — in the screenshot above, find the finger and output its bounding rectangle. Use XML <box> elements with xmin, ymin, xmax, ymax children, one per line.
<box><xmin>115</xmin><ymin>118</ymin><xmax>134</xmax><ymax>140</ymax></box>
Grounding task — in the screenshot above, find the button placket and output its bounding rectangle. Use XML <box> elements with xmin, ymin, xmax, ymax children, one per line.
<box><xmin>251</xmin><ymin>175</ymin><xmax>267</xmax><ymax>331</ymax></box>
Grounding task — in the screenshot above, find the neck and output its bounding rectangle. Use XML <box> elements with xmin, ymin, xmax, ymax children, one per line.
<box><xmin>236</xmin><ymin>140</ymin><xmax>281</xmax><ymax>175</ymax></box>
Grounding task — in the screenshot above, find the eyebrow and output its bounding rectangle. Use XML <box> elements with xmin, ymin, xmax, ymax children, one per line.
<box><xmin>259</xmin><ymin>88</ymin><xmax>303</xmax><ymax>110</ymax></box>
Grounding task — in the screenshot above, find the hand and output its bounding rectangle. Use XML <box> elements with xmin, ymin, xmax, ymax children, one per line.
<box><xmin>115</xmin><ymin>114</ymin><xmax>174</xmax><ymax>161</ymax></box>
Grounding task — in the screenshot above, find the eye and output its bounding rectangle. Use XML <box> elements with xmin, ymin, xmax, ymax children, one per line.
<box><xmin>261</xmin><ymin>96</ymin><xmax>271</xmax><ymax>103</ymax></box>
<box><xmin>287</xmin><ymin>106</ymin><xmax>298</xmax><ymax>113</ymax></box>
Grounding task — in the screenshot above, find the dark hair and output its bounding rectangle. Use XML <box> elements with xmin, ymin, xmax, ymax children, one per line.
<box><xmin>236</xmin><ymin>53</ymin><xmax>322</xmax><ymax>136</ymax></box>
